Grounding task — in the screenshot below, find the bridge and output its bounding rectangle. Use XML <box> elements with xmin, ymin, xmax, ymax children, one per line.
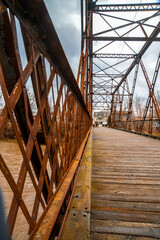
<box><xmin>0</xmin><ymin>0</ymin><xmax>160</xmax><ymax>239</ymax></box>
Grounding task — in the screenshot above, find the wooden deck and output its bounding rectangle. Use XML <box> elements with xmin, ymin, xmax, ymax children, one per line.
<box><xmin>91</xmin><ymin>127</ymin><xmax>160</xmax><ymax>240</ymax></box>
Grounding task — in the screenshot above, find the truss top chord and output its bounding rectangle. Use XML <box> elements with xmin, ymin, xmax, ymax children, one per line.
<box><xmin>92</xmin><ymin>3</ymin><xmax>160</xmax><ymax>12</ymax></box>
<box><xmin>92</xmin><ymin>54</ymin><xmax>137</xmax><ymax>59</ymax></box>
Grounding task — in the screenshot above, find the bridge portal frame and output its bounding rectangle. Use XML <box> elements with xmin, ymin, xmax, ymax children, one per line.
<box><xmin>82</xmin><ymin>0</ymin><xmax>160</xmax><ymax>134</ymax></box>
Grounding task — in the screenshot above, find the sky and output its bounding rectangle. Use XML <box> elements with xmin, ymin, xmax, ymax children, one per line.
<box><xmin>44</xmin><ymin>0</ymin><xmax>81</xmax><ymax>77</ymax></box>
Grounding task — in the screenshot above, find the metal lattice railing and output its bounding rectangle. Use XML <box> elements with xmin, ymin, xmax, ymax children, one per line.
<box><xmin>0</xmin><ymin>1</ymin><xmax>92</xmax><ymax>239</ymax></box>
<box><xmin>110</xmin><ymin>119</ymin><xmax>160</xmax><ymax>137</ymax></box>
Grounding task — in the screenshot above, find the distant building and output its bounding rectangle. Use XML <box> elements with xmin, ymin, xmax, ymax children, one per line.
<box><xmin>93</xmin><ymin>111</ymin><xmax>109</xmax><ymax>125</ymax></box>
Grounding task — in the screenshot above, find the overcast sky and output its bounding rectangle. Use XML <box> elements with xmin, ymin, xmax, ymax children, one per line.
<box><xmin>44</xmin><ymin>0</ymin><xmax>81</xmax><ymax>77</ymax></box>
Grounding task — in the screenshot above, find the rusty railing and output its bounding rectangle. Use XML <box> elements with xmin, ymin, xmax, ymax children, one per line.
<box><xmin>0</xmin><ymin>1</ymin><xmax>92</xmax><ymax>239</ymax></box>
<box><xmin>110</xmin><ymin>119</ymin><xmax>160</xmax><ymax>137</ymax></box>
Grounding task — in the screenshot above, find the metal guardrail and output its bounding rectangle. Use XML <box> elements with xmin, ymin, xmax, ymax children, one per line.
<box><xmin>0</xmin><ymin>0</ymin><xmax>91</xmax><ymax>239</ymax></box>
<box><xmin>110</xmin><ymin>119</ymin><xmax>160</xmax><ymax>137</ymax></box>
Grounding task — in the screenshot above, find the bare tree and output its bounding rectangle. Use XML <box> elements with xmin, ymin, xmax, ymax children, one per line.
<box><xmin>123</xmin><ymin>98</ymin><xmax>129</xmax><ymax>112</ymax></box>
<box><xmin>27</xmin><ymin>89</ymin><xmax>37</xmax><ymax>115</ymax></box>
<box><xmin>0</xmin><ymin>86</ymin><xmax>4</xmax><ymax>110</ymax></box>
<box><xmin>155</xmin><ymin>90</ymin><xmax>160</xmax><ymax>106</ymax></box>
<box><xmin>133</xmin><ymin>95</ymin><xmax>146</xmax><ymax>118</ymax></box>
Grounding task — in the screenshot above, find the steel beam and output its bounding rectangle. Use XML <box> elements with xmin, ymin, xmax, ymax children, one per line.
<box><xmin>92</xmin><ymin>54</ymin><xmax>137</xmax><ymax>59</ymax></box>
<box><xmin>93</xmin><ymin>3</ymin><xmax>160</xmax><ymax>12</ymax></box>
<box><xmin>93</xmin><ymin>74</ymin><xmax>124</xmax><ymax>78</ymax></box>
<box><xmin>93</xmin><ymin>93</ymin><xmax>130</xmax><ymax>96</ymax></box>
<box><xmin>113</xmin><ymin>21</ymin><xmax>160</xmax><ymax>94</ymax></box>
<box><xmin>89</xmin><ymin>37</ymin><xmax>160</xmax><ymax>42</ymax></box>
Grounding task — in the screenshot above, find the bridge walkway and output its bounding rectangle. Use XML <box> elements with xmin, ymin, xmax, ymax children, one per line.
<box><xmin>91</xmin><ymin>127</ymin><xmax>160</xmax><ymax>239</ymax></box>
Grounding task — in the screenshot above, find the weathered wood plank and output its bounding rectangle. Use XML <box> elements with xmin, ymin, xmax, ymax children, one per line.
<box><xmin>91</xmin><ymin>219</ymin><xmax>160</xmax><ymax>238</ymax></box>
<box><xmin>91</xmin><ymin>127</ymin><xmax>160</xmax><ymax>239</ymax></box>
<box><xmin>91</xmin><ymin>210</ymin><xmax>160</xmax><ymax>223</ymax></box>
<box><xmin>91</xmin><ymin>200</ymin><xmax>160</xmax><ymax>212</ymax></box>
<box><xmin>91</xmin><ymin>233</ymin><xmax>157</xmax><ymax>240</ymax></box>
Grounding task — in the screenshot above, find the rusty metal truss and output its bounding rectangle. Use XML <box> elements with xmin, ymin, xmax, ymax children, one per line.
<box><xmin>92</xmin><ymin>3</ymin><xmax>160</xmax><ymax>12</ymax></box>
<box><xmin>0</xmin><ymin>0</ymin><xmax>92</xmax><ymax>239</ymax></box>
<box><xmin>82</xmin><ymin>0</ymin><xmax>160</xmax><ymax>135</ymax></box>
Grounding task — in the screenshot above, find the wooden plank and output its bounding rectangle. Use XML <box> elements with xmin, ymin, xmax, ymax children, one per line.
<box><xmin>91</xmin><ymin>210</ymin><xmax>160</xmax><ymax>223</ymax></box>
<box><xmin>91</xmin><ymin>200</ymin><xmax>160</xmax><ymax>213</ymax></box>
<box><xmin>92</xmin><ymin>172</ymin><xmax>160</xmax><ymax>177</ymax></box>
<box><xmin>91</xmin><ymin>193</ymin><xmax>160</xmax><ymax>203</ymax></box>
<box><xmin>92</xmin><ymin>178</ymin><xmax>160</xmax><ymax>185</ymax></box>
<box><xmin>91</xmin><ymin>127</ymin><xmax>160</xmax><ymax>239</ymax></box>
<box><xmin>92</xmin><ymin>174</ymin><xmax>160</xmax><ymax>180</ymax></box>
<box><xmin>91</xmin><ymin>220</ymin><xmax>160</xmax><ymax>238</ymax></box>
<box><xmin>91</xmin><ymin>233</ymin><xmax>156</xmax><ymax>240</ymax></box>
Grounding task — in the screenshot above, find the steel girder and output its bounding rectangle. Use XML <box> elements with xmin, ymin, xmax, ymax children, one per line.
<box><xmin>82</xmin><ymin>0</ymin><xmax>160</xmax><ymax>132</ymax></box>
<box><xmin>92</xmin><ymin>3</ymin><xmax>160</xmax><ymax>12</ymax></box>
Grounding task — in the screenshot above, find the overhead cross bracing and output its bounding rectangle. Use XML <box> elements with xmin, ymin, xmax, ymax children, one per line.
<box><xmin>81</xmin><ymin>0</ymin><xmax>160</xmax><ymax>125</ymax></box>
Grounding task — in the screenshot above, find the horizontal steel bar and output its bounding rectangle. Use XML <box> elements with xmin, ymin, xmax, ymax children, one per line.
<box><xmin>92</xmin><ymin>102</ymin><xmax>111</xmax><ymax>104</ymax></box>
<box><xmin>89</xmin><ymin>37</ymin><xmax>160</xmax><ymax>41</ymax></box>
<box><xmin>93</xmin><ymin>74</ymin><xmax>124</xmax><ymax>78</ymax></box>
<box><xmin>93</xmin><ymin>86</ymin><xmax>116</xmax><ymax>88</ymax></box>
<box><xmin>110</xmin><ymin>126</ymin><xmax>160</xmax><ymax>140</ymax></box>
<box><xmin>92</xmin><ymin>3</ymin><xmax>160</xmax><ymax>12</ymax></box>
<box><xmin>93</xmin><ymin>102</ymin><xmax>111</xmax><ymax>104</ymax></box>
<box><xmin>92</xmin><ymin>54</ymin><xmax>137</xmax><ymax>59</ymax></box>
<box><xmin>3</xmin><ymin>0</ymin><xmax>90</xmax><ymax>119</ymax></box>
<box><xmin>93</xmin><ymin>93</ymin><xmax>129</xmax><ymax>96</ymax></box>
<box><xmin>93</xmin><ymin>107</ymin><xmax>111</xmax><ymax>110</ymax></box>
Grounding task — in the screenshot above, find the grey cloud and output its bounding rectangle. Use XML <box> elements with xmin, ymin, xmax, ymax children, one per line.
<box><xmin>44</xmin><ymin>0</ymin><xmax>81</xmax><ymax>77</ymax></box>
<box><xmin>45</xmin><ymin>0</ymin><xmax>80</xmax><ymax>17</ymax></box>
<box><xmin>57</xmin><ymin>23</ymin><xmax>80</xmax><ymax>57</ymax></box>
